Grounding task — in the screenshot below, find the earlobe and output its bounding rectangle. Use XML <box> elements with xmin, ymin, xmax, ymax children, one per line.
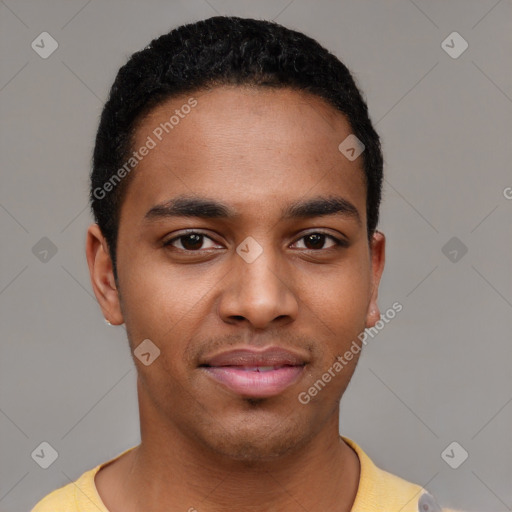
<box><xmin>365</xmin><ymin>230</ymin><xmax>386</xmax><ymax>328</ymax></box>
<box><xmin>85</xmin><ymin>224</ymin><xmax>124</xmax><ymax>326</ymax></box>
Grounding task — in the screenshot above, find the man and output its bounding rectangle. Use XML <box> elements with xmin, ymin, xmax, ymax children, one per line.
<box><xmin>32</xmin><ymin>16</ymin><xmax>460</xmax><ymax>512</ymax></box>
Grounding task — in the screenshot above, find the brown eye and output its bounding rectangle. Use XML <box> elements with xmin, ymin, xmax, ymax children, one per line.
<box><xmin>304</xmin><ymin>233</ymin><xmax>326</xmax><ymax>250</ymax></box>
<box><xmin>179</xmin><ymin>233</ymin><xmax>204</xmax><ymax>250</ymax></box>
<box><xmin>293</xmin><ymin>232</ymin><xmax>345</xmax><ymax>250</ymax></box>
<box><xmin>164</xmin><ymin>232</ymin><xmax>219</xmax><ymax>251</ymax></box>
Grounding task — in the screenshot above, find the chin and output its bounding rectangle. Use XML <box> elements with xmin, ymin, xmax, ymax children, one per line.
<box><xmin>200</xmin><ymin>412</ymin><xmax>312</xmax><ymax>463</ymax></box>
<box><xmin>213</xmin><ymin>436</ymin><xmax>299</xmax><ymax>462</ymax></box>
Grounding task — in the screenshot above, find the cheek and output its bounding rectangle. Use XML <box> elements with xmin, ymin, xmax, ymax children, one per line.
<box><xmin>298</xmin><ymin>258</ymin><xmax>370</xmax><ymax>401</ymax></box>
<box><xmin>119</xmin><ymin>261</ymin><xmax>202</xmax><ymax>360</ymax></box>
<box><xmin>121</xmin><ymin>268</ymin><xmax>200</xmax><ymax>405</ymax></box>
<box><xmin>121</xmin><ymin>249</ymin><xmax>201</xmax><ymax>321</ymax></box>
<box><xmin>299</xmin><ymin>254</ymin><xmax>371</xmax><ymax>332</ymax></box>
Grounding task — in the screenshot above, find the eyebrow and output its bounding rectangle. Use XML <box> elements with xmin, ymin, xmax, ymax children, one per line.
<box><xmin>143</xmin><ymin>195</ymin><xmax>361</xmax><ymax>225</ymax></box>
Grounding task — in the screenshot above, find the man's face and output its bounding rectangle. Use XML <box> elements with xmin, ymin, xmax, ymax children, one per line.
<box><xmin>89</xmin><ymin>86</ymin><xmax>385</xmax><ymax>461</ymax></box>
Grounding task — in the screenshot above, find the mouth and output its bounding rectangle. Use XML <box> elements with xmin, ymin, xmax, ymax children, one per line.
<box><xmin>199</xmin><ymin>347</ymin><xmax>308</xmax><ymax>398</ymax></box>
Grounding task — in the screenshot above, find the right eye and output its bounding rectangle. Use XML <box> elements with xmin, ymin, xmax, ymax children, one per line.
<box><xmin>163</xmin><ymin>231</ymin><xmax>222</xmax><ymax>252</ymax></box>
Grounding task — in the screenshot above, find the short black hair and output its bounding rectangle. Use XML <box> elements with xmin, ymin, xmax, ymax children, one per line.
<box><xmin>90</xmin><ymin>15</ymin><xmax>383</xmax><ymax>284</ymax></box>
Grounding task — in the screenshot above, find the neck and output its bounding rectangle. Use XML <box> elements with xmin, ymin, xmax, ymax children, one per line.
<box><xmin>105</xmin><ymin>392</ymin><xmax>360</xmax><ymax>512</ymax></box>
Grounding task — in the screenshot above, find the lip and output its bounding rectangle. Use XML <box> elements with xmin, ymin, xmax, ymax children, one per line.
<box><xmin>199</xmin><ymin>346</ymin><xmax>308</xmax><ymax>398</ymax></box>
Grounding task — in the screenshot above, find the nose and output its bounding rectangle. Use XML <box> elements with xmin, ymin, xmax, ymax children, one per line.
<box><xmin>217</xmin><ymin>247</ymin><xmax>299</xmax><ymax>330</ymax></box>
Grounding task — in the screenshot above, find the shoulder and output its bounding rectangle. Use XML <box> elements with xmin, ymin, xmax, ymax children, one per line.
<box><xmin>342</xmin><ymin>437</ymin><xmax>461</xmax><ymax>512</ymax></box>
<box><xmin>31</xmin><ymin>446</ymin><xmax>137</xmax><ymax>512</ymax></box>
<box><xmin>30</xmin><ymin>476</ymin><xmax>87</xmax><ymax>512</ymax></box>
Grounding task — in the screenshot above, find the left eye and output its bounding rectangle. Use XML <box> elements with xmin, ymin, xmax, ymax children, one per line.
<box><xmin>292</xmin><ymin>232</ymin><xmax>344</xmax><ymax>250</ymax></box>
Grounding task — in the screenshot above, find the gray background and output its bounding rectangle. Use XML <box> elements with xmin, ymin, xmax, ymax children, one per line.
<box><xmin>1</xmin><ymin>1</ymin><xmax>511</xmax><ymax>511</ymax></box>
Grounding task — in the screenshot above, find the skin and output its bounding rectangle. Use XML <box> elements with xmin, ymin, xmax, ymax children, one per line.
<box><xmin>86</xmin><ymin>85</ymin><xmax>385</xmax><ymax>512</ymax></box>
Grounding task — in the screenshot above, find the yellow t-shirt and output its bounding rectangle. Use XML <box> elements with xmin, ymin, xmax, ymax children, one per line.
<box><xmin>31</xmin><ymin>437</ymin><xmax>458</xmax><ymax>511</ymax></box>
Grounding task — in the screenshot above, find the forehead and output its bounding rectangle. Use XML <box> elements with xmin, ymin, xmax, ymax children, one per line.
<box><xmin>121</xmin><ymin>86</ymin><xmax>367</xmax><ymax>226</ymax></box>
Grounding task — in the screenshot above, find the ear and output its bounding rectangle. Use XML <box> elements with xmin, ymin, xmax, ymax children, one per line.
<box><xmin>365</xmin><ymin>230</ymin><xmax>386</xmax><ymax>328</ymax></box>
<box><xmin>85</xmin><ymin>223</ymin><xmax>124</xmax><ymax>325</ymax></box>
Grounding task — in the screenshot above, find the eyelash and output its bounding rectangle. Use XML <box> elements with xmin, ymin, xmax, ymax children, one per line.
<box><xmin>163</xmin><ymin>230</ymin><xmax>348</xmax><ymax>252</ymax></box>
